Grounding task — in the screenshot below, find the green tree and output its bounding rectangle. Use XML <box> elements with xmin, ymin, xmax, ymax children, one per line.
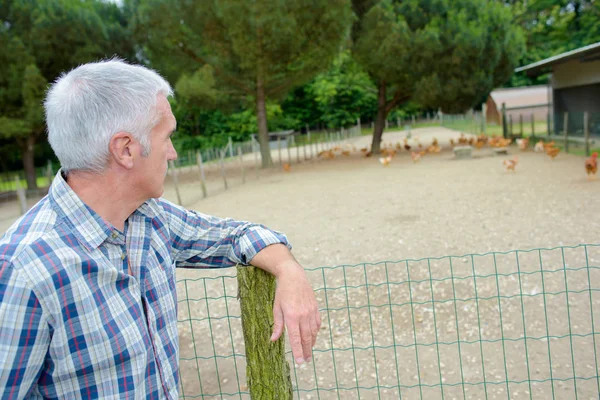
<box><xmin>136</xmin><ymin>0</ymin><xmax>354</xmax><ymax>167</ymax></box>
<box><xmin>352</xmin><ymin>0</ymin><xmax>525</xmax><ymax>154</ymax></box>
<box><xmin>0</xmin><ymin>0</ymin><xmax>135</xmax><ymax>189</ymax></box>
<box><xmin>507</xmin><ymin>0</ymin><xmax>600</xmax><ymax>86</ymax></box>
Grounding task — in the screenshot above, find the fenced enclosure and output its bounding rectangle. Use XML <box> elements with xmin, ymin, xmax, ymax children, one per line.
<box><xmin>177</xmin><ymin>244</ymin><xmax>600</xmax><ymax>399</ymax></box>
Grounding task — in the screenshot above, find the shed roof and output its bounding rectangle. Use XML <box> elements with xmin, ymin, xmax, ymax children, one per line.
<box><xmin>515</xmin><ymin>42</ymin><xmax>600</xmax><ymax>77</ymax></box>
<box><xmin>488</xmin><ymin>85</ymin><xmax>550</xmax><ymax>110</ymax></box>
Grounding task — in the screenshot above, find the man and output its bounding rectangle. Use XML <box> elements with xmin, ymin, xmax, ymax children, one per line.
<box><xmin>0</xmin><ymin>59</ymin><xmax>320</xmax><ymax>399</ymax></box>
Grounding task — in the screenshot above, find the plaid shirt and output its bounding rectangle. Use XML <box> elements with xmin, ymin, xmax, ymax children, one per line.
<box><xmin>0</xmin><ymin>172</ymin><xmax>289</xmax><ymax>399</ymax></box>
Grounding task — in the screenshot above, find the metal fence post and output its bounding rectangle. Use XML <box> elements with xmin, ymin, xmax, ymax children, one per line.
<box><xmin>584</xmin><ymin>111</ymin><xmax>590</xmax><ymax>157</ymax></box>
<box><xmin>563</xmin><ymin>112</ymin><xmax>569</xmax><ymax>153</ymax></box>
<box><xmin>519</xmin><ymin>114</ymin><xmax>523</xmax><ymax>136</ymax></box>
<box><xmin>502</xmin><ymin>103</ymin><xmax>507</xmax><ymax>139</ymax></box>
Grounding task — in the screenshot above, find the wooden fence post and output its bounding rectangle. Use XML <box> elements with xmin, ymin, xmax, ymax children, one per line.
<box><xmin>15</xmin><ymin>176</ymin><xmax>27</xmax><ymax>214</ymax></box>
<box><xmin>547</xmin><ymin>112</ymin><xmax>551</xmax><ymax>136</ymax></box>
<box><xmin>168</xmin><ymin>161</ymin><xmax>183</xmax><ymax>206</ymax></box>
<box><xmin>219</xmin><ymin>150</ymin><xmax>228</xmax><ymax>190</ymax></box>
<box><xmin>46</xmin><ymin>160</ymin><xmax>54</xmax><ymax>187</ymax></box>
<box><xmin>253</xmin><ymin>138</ymin><xmax>260</xmax><ymax>179</ymax></box>
<box><xmin>563</xmin><ymin>112</ymin><xmax>569</xmax><ymax>153</ymax></box>
<box><xmin>196</xmin><ymin>151</ymin><xmax>208</xmax><ymax>198</ymax></box>
<box><xmin>531</xmin><ymin>114</ymin><xmax>535</xmax><ymax>137</ymax></box>
<box><xmin>238</xmin><ymin>146</ymin><xmax>246</xmax><ymax>184</ymax></box>
<box><xmin>286</xmin><ymin>136</ymin><xmax>291</xmax><ymax>165</ymax></box>
<box><xmin>237</xmin><ymin>266</ymin><xmax>293</xmax><ymax>399</ymax></box>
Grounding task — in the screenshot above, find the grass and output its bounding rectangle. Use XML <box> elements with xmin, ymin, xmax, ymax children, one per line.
<box><xmin>0</xmin><ymin>176</ymin><xmax>51</xmax><ymax>192</ymax></box>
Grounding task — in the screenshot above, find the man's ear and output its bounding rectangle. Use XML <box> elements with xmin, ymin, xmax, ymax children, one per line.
<box><xmin>109</xmin><ymin>132</ymin><xmax>136</xmax><ymax>169</ymax></box>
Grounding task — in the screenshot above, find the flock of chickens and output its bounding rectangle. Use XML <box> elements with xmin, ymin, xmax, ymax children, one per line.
<box><xmin>502</xmin><ymin>136</ymin><xmax>597</xmax><ymax>179</ymax></box>
<box><xmin>301</xmin><ymin>132</ymin><xmax>598</xmax><ymax>179</ymax></box>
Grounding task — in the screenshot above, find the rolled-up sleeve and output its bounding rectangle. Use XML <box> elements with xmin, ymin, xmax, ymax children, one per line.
<box><xmin>159</xmin><ymin>200</ymin><xmax>291</xmax><ymax>268</ymax></box>
<box><xmin>0</xmin><ymin>260</ymin><xmax>50</xmax><ymax>399</ymax></box>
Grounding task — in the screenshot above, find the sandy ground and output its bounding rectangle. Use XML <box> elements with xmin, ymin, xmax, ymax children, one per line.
<box><xmin>2</xmin><ymin>127</ymin><xmax>599</xmax><ymax>399</ymax></box>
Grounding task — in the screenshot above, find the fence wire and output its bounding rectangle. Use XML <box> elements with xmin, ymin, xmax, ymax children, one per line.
<box><xmin>176</xmin><ymin>244</ymin><xmax>600</xmax><ymax>399</ymax></box>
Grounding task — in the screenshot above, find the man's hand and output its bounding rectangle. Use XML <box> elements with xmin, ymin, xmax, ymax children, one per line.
<box><xmin>249</xmin><ymin>244</ymin><xmax>321</xmax><ymax>364</ymax></box>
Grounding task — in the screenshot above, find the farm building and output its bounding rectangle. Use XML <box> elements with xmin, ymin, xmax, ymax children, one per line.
<box><xmin>516</xmin><ymin>41</ymin><xmax>600</xmax><ymax>135</ymax></box>
<box><xmin>485</xmin><ymin>85</ymin><xmax>551</xmax><ymax>125</ymax></box>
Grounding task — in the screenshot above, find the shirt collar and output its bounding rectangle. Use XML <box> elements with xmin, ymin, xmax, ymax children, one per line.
<box><xmin>48</xmin><ymin>169</ymin><xmax>115</xmax><ymax>250</ymax></box>
<box><xmin>48</xmin><ymin>169</ymin><xmax>161</xmax><ymax>249</ymax></box>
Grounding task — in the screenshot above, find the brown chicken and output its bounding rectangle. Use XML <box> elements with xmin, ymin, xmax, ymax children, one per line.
<box><xmin>379</xmin><ymin>156</ymin><xmax>392</xmax><ymax>166</ymax></box>
<box><xmin>585</xmin><ymin>152</ymin><xmax>598</xmax><ymax>179</ymax></box>
<box><xmin>516</xmin><ymin>138</ymin><xmax>529</xmax><ymax>150</ymax></box>
<box><xmin>546</xmin><ymin>146</ymin><xmax>560</xmax><ymax>160</ymax></box>
<box><xmin>503</xmin><ymin>156</ymin><xmax>518</xmax><ymax>172</ymax></box>
<box><xmin>283</xmin><ymin>163</ymin><xmax>291</xmax><ymax>172</ymax></box>
<box><xmin>411</xmin><ymin>151</ymin><xmax>422</xmax><ymax>163</ymax></box>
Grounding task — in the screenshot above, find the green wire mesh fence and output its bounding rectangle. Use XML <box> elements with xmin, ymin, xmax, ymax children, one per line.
<box><xmin>176</xmin><ymin>244</ymin><xmax>600</xmax><ymax>399</ymax></box>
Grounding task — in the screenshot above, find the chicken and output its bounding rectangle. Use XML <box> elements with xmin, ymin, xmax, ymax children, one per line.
<box><xmin>450</xmin><ymin>138</ymin><xmax>456</xmax><ymax>147</ymax></box>
<box><xmin>411</xmin><ymin>151</ymin><xmax>422</xmax><ymax>163</ymax></box>
<box><xmin>427</xmin><ymin>145</ymin><xmax>441</xmax><ymax>153</ymax></box>
<box><xmin>503</xmin><ymin>156</ymin><xmax>518</xmax><ymax>172</ymax></box>
<box><xmin>318</xmin><ymin>149</ymin><xmax>335</xmax><ymax>159</ymax></box>
<box><xmin>403</xmin><ymin>138</ymin><xmax>411</xmax><ymax>151</ymax></box>
<box><xmin>516</xmin><ymin>138</ymin><xmax>529</xmax><ymax>150</ymax></box>
<box><xmin>544</xmin><ymin>141</ymin><xmax>556</xmax><ymax>151</ymax></box>
<box><xmin>458</xmin><ymin>134</ymin><xmax>468</xmax><ymax>145</ymax></box>
<box><xmin>379</xmin><ymin>156</ymin><xmax>392</xmax><ymax>166</ymax></box>
<box><xmin>546</xmin><ymin>146</ymin><xmax>560</xmax><ymax>160</ymax></box>
<box><xmin>585</xmin><ymin>152</ymin><xmax>598</xmax><ymax>179</ymax></box>
<box><xmin>431</xmin><ymin>137</ymin><xmax>439</xmax><ymax>147</ymax></box>
<box><xmin>534</xmin><ymin>140</ymin><xmax>545</xmax><ymax>153</ymax></box>
<box><xmin>341</xmin><ymin>150</ymin><xmax>351</xmax><ymax>156</ymax></box>
<box><xmin>283</xmin><ymin>163</ymin><xmax>291</xmax><ymax>172</ymax></box>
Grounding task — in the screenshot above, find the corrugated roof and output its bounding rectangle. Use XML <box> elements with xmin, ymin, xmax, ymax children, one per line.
<box><xmin>515</xmin><ymin>42</ymin><xmax>600</xmax><ymax>77</ymax></box>
<box><xmin>488</xmin><ymin>85</ymin><xmax>550</xmax><ymax>110</ymax></box>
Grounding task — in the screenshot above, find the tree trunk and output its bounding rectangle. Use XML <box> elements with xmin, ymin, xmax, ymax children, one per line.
<box><xmin>237</xmin><ymin>266</ymin><xmax>292</xmax><ymax>399</ymax></box>
<box><xmin>22</xmin><ymin>135</ymin><xmax>38</xmax><ymax>191</ymax></box>
<box><xmin>256</xmin><ymin>73</ymin><xmax>273</xmax><ymax>168</ymax></box>
<box><xmin>370</xmin><ymin>81</ymin><xmax>388</xmax><ymax>155</ymax></box>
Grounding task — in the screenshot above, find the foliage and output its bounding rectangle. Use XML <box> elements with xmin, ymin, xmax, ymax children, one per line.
<box><xmin>136</xmin><ymin>0</ymin><xmax>354</xmax><ymax>166</ymax></box>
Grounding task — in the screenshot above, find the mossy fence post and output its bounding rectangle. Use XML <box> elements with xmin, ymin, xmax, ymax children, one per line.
<box><xmin>237</xmin><ymin>266</ymin><xmax>293</xmax><ymax>399</ymax></box>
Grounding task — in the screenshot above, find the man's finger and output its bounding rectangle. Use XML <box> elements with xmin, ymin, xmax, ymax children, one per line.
<box><xmin>271</xmin><ymin>305</ymin><xmax>284</xmax><ymax>342</ymax></box>
<box><xmin>287</xmin><ymin>324</ymin><xmax>305</xmax><ymax>364</ymax></box>
<box><xmin>300</xmin><ymin>321</ymin><xmax>313</xmax><ymax>362</ymax></box>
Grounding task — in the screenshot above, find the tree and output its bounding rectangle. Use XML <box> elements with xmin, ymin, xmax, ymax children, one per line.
<box><xmin>352</xmin><ymin>0</ymin><xmax>525</xmax><ymax>154</ymax></box>
<box><xmin>136</xmin><ymin>0</ymin><xmax>354</xmax><ymax>167</ymax></box>
<box><xmin>0</xmin><ymin>0</ymin><xmax>136</xmax><ymax>189</ymax></box>
<box><xmin>507</xmin><ymin>0</ymin><xmax>600</xmax><ymax>86</ymax></box>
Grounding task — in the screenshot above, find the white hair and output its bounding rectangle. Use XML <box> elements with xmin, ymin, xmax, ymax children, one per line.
<box><xmin>45</xmin><ymin>58</ymin><xmax>173</xmax><ymax>173</ymax></box>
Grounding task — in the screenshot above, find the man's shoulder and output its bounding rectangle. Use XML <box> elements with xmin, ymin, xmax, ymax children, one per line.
<box><xmin>0</xmin><ymin>196</ymin><xmax>65</xmax><ymax>268</ymax></box>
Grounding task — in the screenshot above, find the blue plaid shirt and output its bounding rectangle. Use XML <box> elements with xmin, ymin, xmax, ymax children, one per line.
<box><xmin>0</xmin><ymin>172</ymin><xmax>289</xmax><ymax>399</ymax></box>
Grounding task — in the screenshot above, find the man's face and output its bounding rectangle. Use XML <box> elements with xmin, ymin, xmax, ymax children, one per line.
<box><xmin>136</xmin><ymin>94</ymin><xmax>178</xmax><ymax>199</ymax></box>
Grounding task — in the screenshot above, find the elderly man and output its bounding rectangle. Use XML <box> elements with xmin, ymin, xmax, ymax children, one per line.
<box><xmin>0</xmin><ymin>59</ymin><xmax>320</xmax><ymax>399</ymax></box>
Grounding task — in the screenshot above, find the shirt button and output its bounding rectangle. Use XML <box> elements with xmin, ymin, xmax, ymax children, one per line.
<box><xmin>121</xmin><ymin>253</ymin><xmax>126</xmax><ymax>260</ymax></box>
<box><xmin>112</xmin><ymin>231</ymin><xmax>118</xmax><ymax>238</ymax></box>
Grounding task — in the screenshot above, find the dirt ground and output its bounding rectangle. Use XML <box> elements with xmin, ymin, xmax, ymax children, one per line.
<box><xmin>2</xmin><ymin>126</ymin><xmax>600</xmax><ymax>399</ymax></box>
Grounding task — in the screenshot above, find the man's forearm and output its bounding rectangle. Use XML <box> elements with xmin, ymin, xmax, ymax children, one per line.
<box><xmin>249</xmin><ymin>243</ymin><xmax>304</xmax><ymax>278</ymax></box>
